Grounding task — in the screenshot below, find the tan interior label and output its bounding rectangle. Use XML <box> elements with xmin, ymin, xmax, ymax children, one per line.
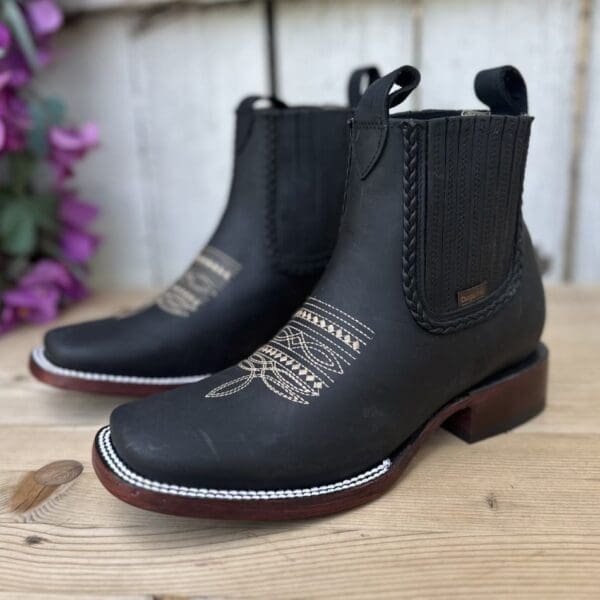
<box><xmin>457</xmin><ymin>281</ymin><xmax>488</xmax><ymax>307</ymax></box>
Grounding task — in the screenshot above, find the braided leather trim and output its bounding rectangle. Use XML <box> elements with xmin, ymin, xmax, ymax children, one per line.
<box><xmin>401</xmin><ymin>122</ymin><xmax>523</xmax><ymax>334</ymax></box>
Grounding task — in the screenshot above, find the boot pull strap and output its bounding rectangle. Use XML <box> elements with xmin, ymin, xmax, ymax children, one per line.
<box><xmin>352</xmin><ymin>65</ymin><xmax>421</xmax><ymax>179</ymax></box>
<box><xmin>474</xmin><ymin>65</ymin><xmax>528</xmax><ymax>115</ymax></box>
<box><xmin>347</xmin><ymin>65</ymin><xmax>381</xmax><ymax>107</ymax></box>
<box><xmin>235</xmin><ymin>95</ymin><xmax>287</xmax><ymax>153</ymax></box>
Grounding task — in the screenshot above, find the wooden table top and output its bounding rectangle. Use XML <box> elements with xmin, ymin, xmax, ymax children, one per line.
<box><xmin>1</xmin><ymin>287</ymin><xmax>599</xmax><ymax>598</ymax></box>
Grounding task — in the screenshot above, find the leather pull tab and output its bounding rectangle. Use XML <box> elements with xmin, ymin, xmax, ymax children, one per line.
<box><xmin>474</xmin><ymin>66</ymin><xmax>528</xmax><ymax>115</ymax></box>
<box><xmin>235</xmin><ymin>95</ymin><xmax>287</xmax><ymax>153</ymax></box>
<box><xmin>353</xmin><ymin>65</ymin><xmax>421</xmax><ymax>179</ymax></box>
<box><xmin>347</xmin><ymin>65</ymin><xmax>381</xmax><ymax>108</ymax></box>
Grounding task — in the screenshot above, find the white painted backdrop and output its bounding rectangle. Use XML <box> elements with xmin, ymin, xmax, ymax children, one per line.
<box><xmin>40</xmin><ymin>0</ymin><xmax>600</xmax><ymax>287</ymax></box>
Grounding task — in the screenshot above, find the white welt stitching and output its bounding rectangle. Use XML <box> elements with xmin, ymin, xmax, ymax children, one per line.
<box><xmin>97</xmin><ymin>426</ymin><xmax>391</xmax><ymax>501</ymax></box>
<box><xmin>32</xmin><ymin>347</ymin><xmax>209</xmax><ymax>386</ymax></box>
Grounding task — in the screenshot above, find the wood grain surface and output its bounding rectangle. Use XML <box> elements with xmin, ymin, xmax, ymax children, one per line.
<box><xmin>0</xmin><ymin>287</ymin><xmax>599</xmax><ymax>598</ymax></box>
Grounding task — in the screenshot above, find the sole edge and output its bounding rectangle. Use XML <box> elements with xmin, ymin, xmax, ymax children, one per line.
<box><xmin>30</xmin><ymin>346</ymin><xmax>209</xmax><ymax>396</ymax></box>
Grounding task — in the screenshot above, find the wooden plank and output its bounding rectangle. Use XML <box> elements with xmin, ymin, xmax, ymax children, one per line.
<box><xmin>275</xmin><ymin>0</ymin><xmax>415</xmax><ymax>107</ymax></box>
<box><xmin>38</xmin><ymin>4</ymin><xmax>268</xmax><ymax>287</ymax></box>
<box><xmin>419</xmin><ymin>0</ymin><xmax>579</xmax><ymax>281</ymax></box>
<box><xmin>0</xmin><ymin>286</ymin><xmax>598</xmax><ymax>597</ymax></box>
<box><xmin>0</xmin><ymin>431</ymin><xmax>599</xmax><ymax>596</ymax></box>
<box><xmin>574</xmin><ymin>0</ymin><xmax>600</xmax><ymax>281</ymax></box>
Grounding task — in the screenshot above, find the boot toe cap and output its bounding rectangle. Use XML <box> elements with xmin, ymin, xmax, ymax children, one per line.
<box><xmin>44</xmin><ymin>323</ymin><xmax>99</xmax><ymax>371</ymax></box>
<box><xmin>108</xmin><ymin>394</ymin><xmax>228</xmax><ymax>488</ymax></box>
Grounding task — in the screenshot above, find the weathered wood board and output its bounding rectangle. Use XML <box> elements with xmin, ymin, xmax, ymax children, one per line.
<box><xmin>0</xmin><ymin>286</ymin><xmax>599</xmax><ymax>597</ymax></box>
<box><xmin>275</xmin><ymin>0</ymin><xmax>415</xmax><ymax>108</ymax></box>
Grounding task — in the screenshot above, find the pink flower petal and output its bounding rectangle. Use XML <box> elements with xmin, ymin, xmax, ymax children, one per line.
<box><xmin>60</xmin><ymin>193</ymin><xmax>100</xmax><ymax>228</ymax></box>
<box><xmin>60</xmin><ymin>227</ymin><xmax>101</xmax><ymax>263</ymax></box>
<box><xmin>26</xmin><ymin>0</ymin><xmax>64</xmax><ymax>37</ymax></box>
<box><xmin>20</xmin><ymin>259</ymin><xmax>71</xmax><ymax>289</ymax></box>
<box><xmin>0</xmin><ymin>24</ymin><xmax>11</xmax><ymax>52</ymax></box>
<box><xmin>49</xmin><ymin>126</ymin><xmax>84</xmax><ymax>151</ymax></box>
<box><xmin>0</xmin><ymin>71</ymin><xmax>12</xmax><ymax>90</ymax></box>
<box><xmin>3</xmin><ymin>285</ymin><xmax>61</xmax><ymax>324</ymax></box>
<box><xmin>79</xmin><ymin>122</ymin><xmax>100</xmax><ymax>147</ymax></box>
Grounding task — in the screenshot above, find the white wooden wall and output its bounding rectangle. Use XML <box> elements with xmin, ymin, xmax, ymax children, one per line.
<box><xmin>39</xmin><ymin>0</ymin><xmax>600</xmax><ymax>286</ymax></box>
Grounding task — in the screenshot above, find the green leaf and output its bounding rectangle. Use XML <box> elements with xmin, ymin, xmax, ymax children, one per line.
<box><xmin>31</xmin><ymin>194</ymin><xmax>58</xmax><ymax>216</ymax></box>
<box><xmin>30</xmin><ymin>195</ymin><xmax>59</xmax><ymax>232</ymax></box>
<box><xmin>2</xmin><ymin>0</ymin><xmax>39</xmax><ymax>71</ymax></box>
<box><xmin>27</xmin><ymin>107</ymin><xmax>49</xmax><ymax>158</ymax></box>
<box><xmin>0</xmin><ymin>200</ymin><xmax>38</xmax><ymax>256</ymax></box>
<box><xmin>27</xmin><ymin>98</ymin><xmax>67</xmax><ymax>158</ymax></box>
<box><xmin>43</xmin><ymin>98</ymin><xmax>67</xmax><ymax>125</ymax></box>
<box><xmin>6</xmin><ymin>153</ymin><xmax>35</xmax><ymax>195</ymax></box>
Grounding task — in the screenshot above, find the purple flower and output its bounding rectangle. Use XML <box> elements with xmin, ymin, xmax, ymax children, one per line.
<box><xmin>0</xmin><ymin>304</ymin><xmax>18</xmax><ymax>334</ymax></box>
<box><xmin>2</xmin><ymin>284</ymin><xmax>60</xmax><ymax>324</ymax></box>
<box><xmin>49</xmin><ymin>123</ymin><xmax>99</xmax><ymax>182</ymax></box>
<box><xmin>58</xmin><ymin>192</ymin><xmax>101</xmax><ymax>264</ymax></box>
<box><xmin>25</xmin><ymin>0</ymin><xmax>64</xmax><ymax>38</ymax></box>
<box><xmin>20</xmin><ymin>258</ymin><xmax>88</xmax><ymax>300</ymax></box>
<box><xmin>0</xmin><ymin>85</ymin><xmax>29</xmax><ymax>152</ymax></box>
<box><xmin>0</xmin><ymin>23</ymin><xmax>12</xmax><ymax>53</ymax></box>
<box><xmin>0</xmin><ymin>47</ymin><xmax>31</xmax><ymax>88</ymax></box>
<box><xmin>0</xmin><ymin>39</ymin><xmax>54</xmax><ymax>88</ymax></box>
<box><xmin>0</xmin><ymin>259</ymin><xmax>89</xmax><ymax>333</ymax></box>
<box><xmin>59</xmin><ymin>191</ymin><xmax>100</xmax><ymax>229</ymax></box>
<box><xmin>0</xmin><ymin>5</ymin><xmax>99</xmax><ymax>335</ymax></box>
<box><xmin>0</xmin><ymin>71</ymin><xmax>11</xmax><ymax>89</ymax></box>
<box><xmin>60</xmin><ymin>226</ymin><xmax>101</xmax><ymax>264</ymax></box>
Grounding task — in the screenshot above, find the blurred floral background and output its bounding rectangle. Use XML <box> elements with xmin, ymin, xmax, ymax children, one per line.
<box><xmin>0</xmin><ymin>0</ymin><xmax>99</xmax><ymax>335</ymax></box>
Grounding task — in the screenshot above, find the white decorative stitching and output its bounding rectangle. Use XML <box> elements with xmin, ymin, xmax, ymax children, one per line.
<box><xmin>32</xmin><ymin>347</ymin><xmax>209</xmax><ymax>386</ymax></box>
<box><xmin>97</xmin><ymin>426</ymin><xmax>391</xmax><ymax>500</ymax></box>
<box><xmin>295</xmin><ymin>308</ymin><xmax>364</xmax><ymax>352</ymax></box>
<box><xmin>308</xmin><ymin>297</ymin><xmax>375</xmax><ymax>335</ymax></box>
<box><xmin>157</xmin><ymin>246</ymin><xmax>241</xmax><ymax>318</ymax></box>
<box><xmin>206</xmin><ymin>297</ymin><xmax>373</xmax><ymax>404</ymax></box>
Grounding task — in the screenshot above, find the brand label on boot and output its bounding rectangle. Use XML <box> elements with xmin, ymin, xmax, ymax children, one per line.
<box><xmin>156</xmin><ymin>246</ymin><xmax>241</xmax><ymax>317</ymax></box>
<box><xmin>457</xmin><ymin>281</ymin><xmax>488</xmax><ymax>307</ymax></box>
<box><xmin>206</xmin><ymin>297</ymin><xmax>374</xmax><ymax>405</ymax></box>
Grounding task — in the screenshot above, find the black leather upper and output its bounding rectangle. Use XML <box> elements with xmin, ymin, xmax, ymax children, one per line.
<box><xmin>44</xmin><ymin>100</ymin><xmax>351</xmax><ymax>377</ymax></box>
<box><xmin>107</xmin><ymin>65</ymin><xmax>546</xmax><ymax>490</ymax></box>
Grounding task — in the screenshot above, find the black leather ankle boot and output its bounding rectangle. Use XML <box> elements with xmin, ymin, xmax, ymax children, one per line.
<box><xmin>30</xmin><ymin>67</ymin><xmax>380</xmax><ymax>396</ymax></box>
<box><xmin>93</xmin><ymin>65</ymin><xmax>548</xmax><ymax>520</ymax></box>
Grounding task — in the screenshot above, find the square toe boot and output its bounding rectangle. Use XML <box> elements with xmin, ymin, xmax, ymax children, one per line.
<box><xmin>93</xmin><ymin>65</ymin><xmax>548</xmax><ymax>520</ymax></box>
<box><xmin>30</xmin><ymin>67</ymin><xmax>381</xmax><ymax>396</ymax></box>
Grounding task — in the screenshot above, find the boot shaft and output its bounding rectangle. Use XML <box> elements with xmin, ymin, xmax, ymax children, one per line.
<box><xmin>346</xmin><ymin>65</ymin><xmax>542</xmax><ymax>334</ymax></box>
<box><xmin>214</xmin><ymin>78</ymin><xmax>380</xmax><ymax>276</ymax></box>
<box><xmin>212</xmin><ymin>65</ymin><xmax>381</xmax><ymax>277</ymax></box>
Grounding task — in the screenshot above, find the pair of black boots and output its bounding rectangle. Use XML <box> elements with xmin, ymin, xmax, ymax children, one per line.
<box><xmin>31</xmin><ymin>65</ymin><xmax>547</xmax><ymax>520</ymax></box>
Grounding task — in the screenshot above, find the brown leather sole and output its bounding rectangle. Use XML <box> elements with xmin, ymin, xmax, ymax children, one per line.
<box><xmin>92</xmin><ymin>343</ymin><xmax>548</xmax><ymax>520</ymax></box>
<box><xmin>29</xmin><ymin>348</ymin><xmax>207</xmax><ymax>397</ymax></box>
